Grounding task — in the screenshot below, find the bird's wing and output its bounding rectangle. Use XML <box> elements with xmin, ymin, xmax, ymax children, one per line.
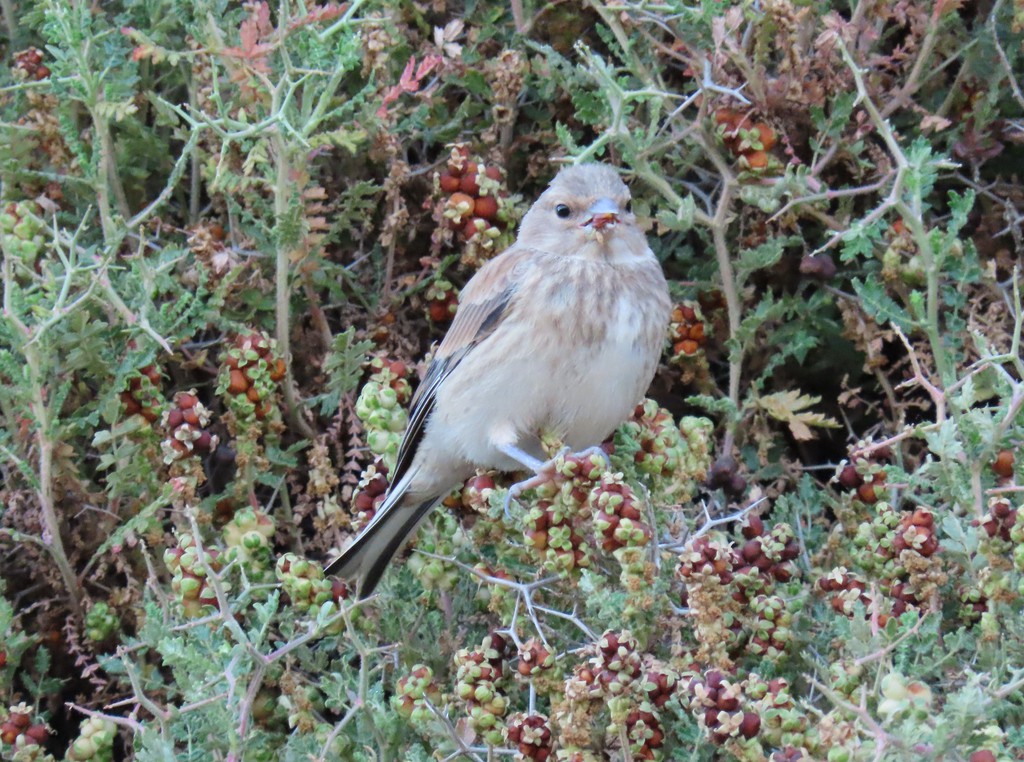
<box><xmin>389</xmin><ymin>247</ymin><xmax>530</xmax><ymax>487</ymax></box>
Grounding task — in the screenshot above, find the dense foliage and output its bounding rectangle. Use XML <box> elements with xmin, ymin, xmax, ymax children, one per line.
<box><xmin>1</xmin><ymin>0</ymin><xmax>1023</xmax><ymax>760</ymax></box>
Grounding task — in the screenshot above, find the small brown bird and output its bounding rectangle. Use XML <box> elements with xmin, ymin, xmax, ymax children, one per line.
<box><xmin>326</xmin><ymin>163</ymin><xmax>671</xmax><ymax>596</ymax></box>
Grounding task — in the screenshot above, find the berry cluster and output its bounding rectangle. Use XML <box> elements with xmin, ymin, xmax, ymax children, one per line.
<box><xmin>643</xmin><ymin>666</ymin><xmax>678</xmax><ymax>709</ymax></box>
<box><xmin>516</xmin><ymin>637</ymin><xmax>555</xmax><ymax>678</ymax></box>
<box><xmin>677</xmin><ymin>535</ymin><xmax>744</xmax><ymax>663</ymax></box>
<box><xmin>577</xmin><ymin>632</ymin><xmax>668</xmax><ymax>759</ymax></box>
<box><xmin>161</xmin><ymin>391</ymin><xmax>217</xmax><ymax>464</ymax></box>
<box><xmin>164</xmin><ymin>532</ymin><xmax>223</xmax><ymax>617</ymax></box>
<box><xmin>958</xmin><ymin>584</ymin><xmax>988</xmax><ymax>624</ymax></box>
<box><xmin>351</xmin><ymin>463</ymin><xmax>389</xmax><ymax>530</ymax></box>
<box><xmin>616</xmin><ymin>401</ymin><xmax>713</xmax><ymax>500</ymax></box>
<box><xmin>392</xmin><ymin>664</ymin><xmax>442</xmax><ymax>724</ymax></box>
<box><xmin>591</xmin><ymin>473</ymin><xmax>654</xmax><ymax>586</ymax></box>
<box><xmin>839</xmin><ymin>463</ymin><xmax>887</xmax><ymax>504</ymax></box>
<box><xmin>976</xmin><ymin>497</ymin><xmax>1017</xmax><ymax>547</ymax></box>
<box><xmin>590</xmin><ymin>630</ymin><xmax>642</xmax><ymax>697</ymax></box>
<box><xmin>522</xmin><ymin>450</ymin><xmax>608</xmax><ymax>574</ymax></box>
<box><xmin>12</xmin><ymin>48</ymin><xmax>50</xmax><ymax>81</ymax></box>
<box><xmin>121</xmin><ymin>361</ymin><xmax>163</xmax><ymax>423</ymax></box>
<box><xmin>405</xmin><ymin>510</ymin><xmax>461</xmax><ymax>591</ymax></box>
<box><xmin>818</xmin><ymin>568</ymin><xmax>873</xmax><ymax>618</ymax></box>
<box><xmin>65</xmin><ymin>717</ymin><xmax>118</xmax><ymax>762</ymax></box>
<box><xmin>623</xmin><ymin>705</ymin><xmax>665</xmax><ymax>760</ymax></box>
<box><xmin>748</xmin><ymin>677</ymin><xmax>807</xmax><ymax>751</ymax></box>
<box><xmin>0</xmin><ymin>200</ymin><xmax>45</xmax><ymax>265</ymax></box>
<box><xmin>732</xmin><ymin>516</ymin><xmax>800</xmax><ymax>601</ymax></box>
<box><xmin>819</xmin><ymin>505</ymin><xmax>937</xmax><ymax>626</ymax></box>
<box><xmin>619</xmin><ymin>400</ymin><xmax>687</xmax><ymax>482</ymax></box>
<box><xmin>678</xmin><ymin>516</ymin><xmax>800</xmax><ymax>663</ymax></box>
<box><xmin>714</xmin><ymin>108</ymin><xmax>777</xmax><ymax>171</ymax></box>
<box><xmin>223</xmin><ymin>507</ymin><xmax>276</xmax><ymax>583</ymax></box>
<box><xmin>220</xmin><ymin>332</ymin><xmax>286</xmax><ymax>421</ymax></box>
<box><xmin>747</xmin><ymin>595</ymin><xmax>793</xmax><ymax>659</ymax></box>
<box><xmin>454</xmin><ymin>633</ymin><xmax>511</xmax><ymax>745</ymax></box>
<box><xmin>505</xmin><ymin>713</ymin><xmax>554</xmax><ymax>761</ymax></box>
<box><xmin>354</xmin><ymin>357</ymin><xmax>412</xmax><ymax>468</ymax></box>
<box><xmin>436</xmin><ymin>146</ymin><xmax>513</xmax><ymax>267</ymax></box>
<box><xmin>275</xmin><ymin>553</ymin><xmax>334</xmax><ymax>616</ymax></box>
<box><xmin>679</xmin><ymin>670</ymin><xmax>761</xmax><ymax>746</ymax></box>
<box><xmin>424</xmin><ymin>278</ymin><xmax>459</xmax><ymax>323</ymax></box>
<box><xmin>85</xmin><ymin>601</ymin><xmax>119</xmax><ymax>643</ymax></box>
<box><xmin>836</xmin><ymin>448</ymin><xmax>891</xmax><ymax>504</ymax></box>
<box><xmin>592</xmin><ymin>474</ymin><xmax>651</xmax><ymax>553</ymax></box>
<box><xmin>0</xmin><ymin>705</ymin><xmax>47</xmax><ymax>750</ymax></box>
<box><xmin>894</xmin><ymin>507</ymin><xmax>939</xmax><ymax>559</ymax></box>
<box><xmin>845</xmin><ymin>502</ymin><xmax>945</xmax><ymax>620</ymax></box>
<box><xmin>669</xmin><ymin>303</ymin><xmax>707</xmax><ymax>358</ymax></box>
<box><xmin>817</xmin><ymin>564</ymin><xmax>919</xmax><ymax>627</ymax></box>
<box><xmin>522</xmin><ymin>495</ymin><xmax>592</xmax><ymax>574</ymax></box>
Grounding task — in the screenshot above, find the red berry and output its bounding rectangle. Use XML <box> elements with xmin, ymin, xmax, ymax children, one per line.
<box><xmin>459</xmin><ymin>172</ymin><xmax>480</xmax><ymax>196</ymax></box>
<box><xmin>463</xmin><ymin>217</ymin><xmax>486</xmax><ymax>239</ymax></box>
<box><xmin>448</xmin><ymin>192</ymin><xmax>475</xmax><ymax>216</ymax></box>
<box><xmin>269</xmin><ymin>358</ymin><xmax>286</xmax><ymax>382</ymax></box>
<box><xmin>743</xmin><ymin>150</ymin><xmax>769</xmax><ymax>169</ymax></box>
<box><xmin>857</xmin><ymin>483</ymin><xmax>877</xmax><ymax>503</ymax></box>
<box><xmin>739</xmin><ymin>712</ymin><xmax>761</xmax><ymax>738</ymax></box>
<box><xmin>993</xmin><ymin>449</ymin><xmax>1014</xmax><ymax>478</ymax></box>
<box><xmin>753</xmin><ymin>122</ymin><xmax>776</xmax><ymax>150</ymax></box>
<box><xmin>439</xmin><ymin>173</ymin><xmax>460</xmax><ymax>193</ymax></box>
<box><xmin>742</xmin><ymin>515</ymin><xmax>764</xmax><ymax>538</ymax></box>
<box><xmin>428</xmin><ymin>302</ymin><xmax>452</xmax><ymax>322</ymax></box>
<box><xmin>24</xmin><ymin>724</ymin><xmax>48</xmax><ymax>745</ymax></box>
<box><xmin>474</xmin><ymin>195</ymin><xmax>499</xmax><ymax>221</ymax></box>
<box><xmin>228</xmin><ymin>369</ymin><xmax>249</xmax><ymax>394</ymax></box>
<box><xmin>194</xmin><ymin>430</ymin><xmax>213</xmax><ymax>453</ymax></box>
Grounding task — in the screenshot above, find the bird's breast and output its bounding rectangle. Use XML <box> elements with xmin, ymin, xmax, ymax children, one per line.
<box><xmin>526</xmin><ymin>255</ymin><xmax>670</xmax><ymax>446</ymax></box>
<box><xmin>426</xmin><ymin>252</ymin><xmax>669</xmax><ymax>469</ymax></box>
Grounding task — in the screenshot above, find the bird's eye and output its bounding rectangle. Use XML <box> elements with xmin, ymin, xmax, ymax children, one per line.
<box><xmin>624</xmin><ymin>200</ymin><xmax>632</xmax><ymax>213</ymax></box>
<box><xmin>555</xmin><ymin>204</ymin><xmax>571</xmax><ymax>219</ymax></box>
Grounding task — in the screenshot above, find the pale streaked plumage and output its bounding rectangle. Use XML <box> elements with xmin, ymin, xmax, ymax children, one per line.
<box><xmin>325</xmin><ymin>163</ymin><xmax>672</xmax><ymax>596</ymax></box>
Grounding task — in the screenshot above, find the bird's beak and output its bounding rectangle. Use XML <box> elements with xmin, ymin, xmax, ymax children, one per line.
<box><xmin>582</xmin><ymin>198</ymin><xmax>620</xmax><ymax>231</ymax></box>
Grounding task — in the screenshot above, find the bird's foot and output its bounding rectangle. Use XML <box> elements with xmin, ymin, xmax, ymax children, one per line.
<box><xmin>500</xmin><ymin>443</ymin><xmax>613</xmax><ymax>520</ymax></box>
<box><xmin>575</xmin><ymin>445</ymin><xmax>611</xmax><ymax>471</ymax></box>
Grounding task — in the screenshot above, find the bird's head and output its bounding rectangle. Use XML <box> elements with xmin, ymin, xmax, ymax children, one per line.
<box><xmin>518</xmin><ymin>164</ymin><xmax>646</xmax><ymax>262</ymax></box>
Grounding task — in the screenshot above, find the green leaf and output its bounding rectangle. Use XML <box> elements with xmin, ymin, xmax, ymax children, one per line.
<box><xmin>315</xmin><ymin>328</ymin><xmax>374</xmax><ymax>416</ymax></box>
<box><xmin>852</xmin><ymin>277</ymin><xmax>915</xmax><ymax>332</ymax></box>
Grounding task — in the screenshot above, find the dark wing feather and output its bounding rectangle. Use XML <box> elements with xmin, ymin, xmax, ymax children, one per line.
<box><xmin>387</xmin><ymin>250</ymin><xmax>526</xmax><ymax>488</ymax></box>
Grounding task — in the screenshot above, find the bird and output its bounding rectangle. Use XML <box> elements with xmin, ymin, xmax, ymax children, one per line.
<box><xmin>325</xmin><ymin>162</ymin><xmax>672</xmax><ymax>597</ymax></box>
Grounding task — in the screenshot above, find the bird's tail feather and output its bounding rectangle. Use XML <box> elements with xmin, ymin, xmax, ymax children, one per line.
<box><xmin>324</xmin><ymin>485</ymin><xmax>438</xmax><ymax>598</ymax></box>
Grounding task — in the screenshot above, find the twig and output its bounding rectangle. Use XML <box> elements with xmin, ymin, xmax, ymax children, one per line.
<box><xmin>853</xmin><ymin>612</ymin><xmax>929</xmax><ymax>666</ymax></box>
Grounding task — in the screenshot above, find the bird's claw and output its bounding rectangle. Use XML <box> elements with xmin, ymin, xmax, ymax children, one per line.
<box><xmin>503</xmin><ymin>473</ymin><xmax>544</xmax><ymax>520</ymax></box>
<box><xmin>576</xmin><ymin>445</ymin><xmax>612</xmax><ymax>471</ymax></box>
